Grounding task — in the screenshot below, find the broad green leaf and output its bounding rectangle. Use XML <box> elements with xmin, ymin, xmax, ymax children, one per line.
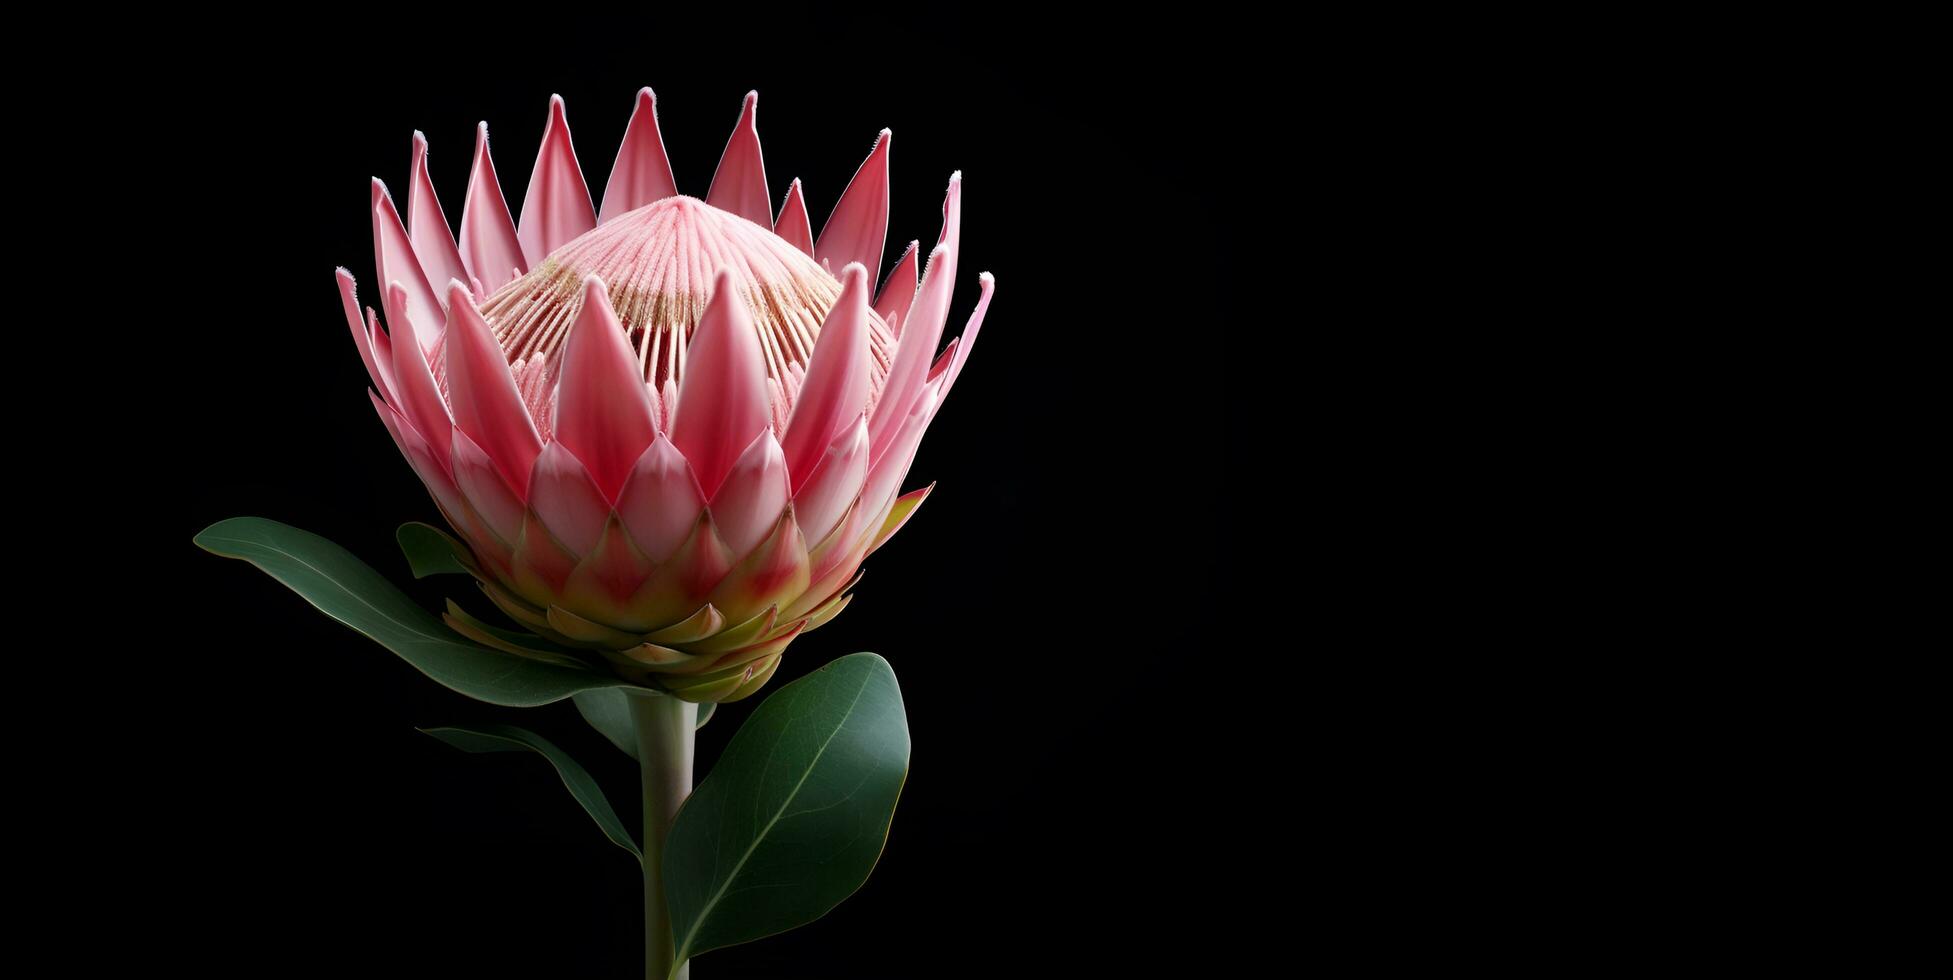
<box><xmin>396</xmin><ymin>522</ymin><xmax>472</xmax><ymax>578</ymax></box>
<box><xmin>664</xmin><ymin>653</ymin><xmax>909</xmax><ymax>969</ymax></box>
<box><xmin>422</xmin><ymin>725</ymin><xmax>640</xmax><ymax>861</ymax></box>
<box><xmin>573</xmin><ymin>688</ymin><xmax>642</xmax><ymax>760</ymax></box>
<box><xmin>194</xmin><ymin>516</ymin><xmax>654</xmax><ymax>707</ymax></box>
<box><xmin>575</xmin><ymin>691</ymin><xmax>719</xmax><ymax>761</ymax></box>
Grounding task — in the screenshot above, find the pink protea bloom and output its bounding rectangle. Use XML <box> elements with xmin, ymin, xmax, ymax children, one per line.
<box><xmin>337</xmin><ymin>89</ymin><xmax>993</xmax><ymax>703</ymax></box>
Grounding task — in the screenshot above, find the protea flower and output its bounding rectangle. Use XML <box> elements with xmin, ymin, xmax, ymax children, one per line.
<box><xmin>337</xmin><ymin>89</ymin><xmax>993</xmax><ymax>703</ymax></box>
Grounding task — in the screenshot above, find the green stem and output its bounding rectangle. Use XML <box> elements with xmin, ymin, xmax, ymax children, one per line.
<box><xmin>629</xmin><ymin>693</ymin><xmax>697</xmax><ymax>980</ymax></box>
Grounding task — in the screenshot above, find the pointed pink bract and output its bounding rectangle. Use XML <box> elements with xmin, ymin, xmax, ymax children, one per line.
<box><xmin>875</xmin><ymin>240</ymin><xmax>920</xmax><ymax>333</ymax></box>
<box><xmin>793</xmin><ymin>418</ymin><xmax>870</xmax><ymax>546</ymax></box>
<box><xmin>554</xmin><ymin>278</ymin><xmax>660</xmax><ymax>501</ymax></box>
<box><xmin>460</xmin><ymin>122</ymin><xmax>527</xmax><ymax>291</ymax></box>
<box><xmin>408</xmin><ymin>132</ymin><xmax>470</xmax><ymax>295</ymax></box>
<box><xmin>600</xmin><ymin>88</ymin><xmax>680</xmax><ymax>224</ymax></box>
<box><xmin>706</xmin><ymin>92</ymin><xmax>770</xmax><ymax>226</ymax></box>
<box><xmin>709</xmin><ymin>432</ymin><xmax>791</xmax><ymax>558</ymax></box>
<box><xmin>816</xmin><ymin>130</ymin><xmax>891</xmax><ymax>279</ymax></box>
<box><xmin>775</xmin><ymin>179</ymin><xmax>814</xmax><ymax>257</ymax></box>
<box><xmin>518</xmin><ymin>95</ymin><xmax>597</xmax><ymax>262</ymax></box>
<box><xmin>529</xmin><ymin>441</ymin><xmax>612</xmax><ymax>558</ymax></box>
<box><xmin>372</xmin><ymin>179</ymin><xmax>443</xmax><ymax>354</ymax></box>
<box><xmin>782</xmin><ymin>264</ymin><xmax>874</xmax><ymax>490</ymax></box>
<box><xmin>669</xmin><ymin>271</ymin><xmax>771</xmax><ymax>499</ymax></box>
<box><xmin>616</xmin><ymin>436</ymin><xmax>706</xmax><ymax>563</ymax></box>
<box><xmin>443</xmin><ymin>282</ymin><xmax>543</xmax><ymax>496</ymax></box>
<box><xmin>383</xmin><ymin>283</ymin><xmax>453</xmax><ymax>467</ymax></box>
<box><xmin>336</xmin><ymin>269</ymin><xmax>388</xmax><ymax>399</ymax></box>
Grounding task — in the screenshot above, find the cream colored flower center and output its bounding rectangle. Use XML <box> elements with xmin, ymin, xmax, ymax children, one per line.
<box><xmin>479</xmin><ymin>195</ymin><xmax>893</xmax><ymax>393</ymax></box>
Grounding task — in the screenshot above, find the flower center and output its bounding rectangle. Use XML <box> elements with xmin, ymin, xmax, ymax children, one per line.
<box><xmin>478</xmin><ymin>195</ymin><xmax>893</xmax><ymax>396</ymax></box>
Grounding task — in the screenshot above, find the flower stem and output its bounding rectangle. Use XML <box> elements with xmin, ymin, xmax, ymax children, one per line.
<box><xmin>629</xmin><ymin>693</ymin><xmax>697</xmax><ymax>980</ymax></box>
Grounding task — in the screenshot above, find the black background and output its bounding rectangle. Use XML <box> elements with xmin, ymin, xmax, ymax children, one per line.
<box><xmin>131</xmin><ymin>10</ymin><xmax>1273</xmax><ymax>978</ymax></box>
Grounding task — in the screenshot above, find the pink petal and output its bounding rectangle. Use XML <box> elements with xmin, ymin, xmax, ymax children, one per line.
<box><xmin>874</xmin><ymin>240</ymin><xmax>920</xmax><ymax>333</ymax></box>
<box><xmin>937</xmin><ymin>170</ymin><xmax>964</xmax><ymax>253</ymax></box>
<box><xmin>615</xmin><ymin>436</ymin><xmax>707</xmax><ymax>563</ymax></box>
<box><xmin>554</xmin><ymin>277</ymin><xmax>659</xmax><ymax>501</ymax></box>
<box><xmin>705</xmin><ymin>514</ymin><xmax>808</xmax><ymax>629</ymax></box>
<box><xmin>511</xmin><ymin>511</ymin><xmax>581</xmax><ymax>598</ymax></box>
<box><xmin>624</xmin><ymin>514</ymin><xmax>734</xmax><ymax>630</ymax></box>
<box><xmin>528</xmin><ymin>440</ymin><xmax>610</xmax><ymax>559</ymax></box>
<box><xmin>370</xmin><ymin>389</ymin><xmax>463</xmax><ymax>521</ymax></box>
<box><xmin>869</xmin><ymin>174</ymin><xmax>962</xmax><ymax>457</ymax></box>
<box><xmin>407</xmin><ymin>132</ymin><xmax>470</xmax><ymax>296</ymax></box>
<box><xmin>443</xmin><ymin>282</ymin><xmax>543</xmax><ymax>496</ymax></box>
<box><xmin>863</xmin><ymin>375</ymin><xmax>942</xmax><ymax>535</ymax></box>
<box><xmin>792</xmin><ymin>418</ymin><xmax>869</xmax><ymax>547</ymax></box>
<box><xmin>599</xmin><ymin>87</ymin><xmax>679</xmax><ymax>224</ymax></box>
<box><xmin>941</xmin><ymin>271</ymin><xmax>996</xmax><ymax>401</ymax></box>
<box><xmin>774</xmin><ymin>178</ymin><xmax>814</xmax><ymax>257</ymax></box>
<box><xmin>459</xmin><ymin>121</ymin><xmax>528</xmax><ymax>292</ymax></box>
<box><xmin>705</xmin><ymin>91</ymin><xmax>770</xmax><ymax>226</ymax></box>
<box><xmin>869</xmin><ymin>242</ymin><xmax>950</xmax><ymax>463</ymax></box>
<box><xmin>451</xmin><ymin>427</ymin><xmax>526</xmax><ymax>546</ymax></box>
<box><xmin>708</xmin><ymin>432</ymin><xmax>791</xmax><ymax>558</ymax></box>
<box><xmin>335</xmin><ymin>269</ymin><xmax>389</xmax><ymax>400</ymax></box>
<box><xmin>371</xmin><ymin>178</ymin><xmax>442</xmax><ymax>354</ymax></box>
<box><xmin>669</xmin><ymin>270</ymin><xmax>771</xmax><ymax>498</ymax></box>
<box><xmin>929</xmin><ymin>337</ymin><xmax>959</xmax><ymax>383</ymax></box>
<box><xmin>365</xmin><ymin>306</ymin><xmax>399</xmax><ymax>402</ymax></box>
<box><xmin>383</xmin><ymin>283</ymin><xmax>453</xmax><ymax>467</ymax></box>
<box><xmin>782</xmin><ymin>264</ymin><xmax>874</xmax><ymax>490</ymax></box>
<box><xmin>815</xmin><ymin>129</ymin><xmax>891</xmax><ymax>279</ymax></box>
<box><xmin>869</xmin><ymin>483</ymin><xmax>934</xmax><ymax>555</ymax></box>
<box><xmin>518</xmin><ymin>95</ymin><xmax>597</xmax><ymax>263</ymax></box>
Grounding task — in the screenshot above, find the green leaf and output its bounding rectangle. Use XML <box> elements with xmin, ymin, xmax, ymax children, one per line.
<box><xmin>573</xmin><ymin>688</ymin><xmax>642</xmax><ymax>760</ymax></box>
<box><xmin>397</xmin><ymin>522</ymin><xmax>472</xmax><ymax>578</ymax></box>
<box><xmin>664</xmin><ymin>653</ymin><xmax>909</xmax><ymax>969</ymax></box>
<box><xmin>194</xmin><ymin>516</ymin><xmax>654</xmax><ymax>707</ymax></box>
<box><xmin>422</xmin><ymin>725</ymin><xmax>640</xmax><ymax>861</ymax></box>
<box><xmin>575</xmin><ymin>691</ymin><xmax>719</xmax><ymax>761</ymax></box>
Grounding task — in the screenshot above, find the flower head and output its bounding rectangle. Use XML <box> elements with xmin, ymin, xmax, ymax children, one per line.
<box><xmin>337</xmin><ymin>89</ymin><xmax>993</xmax><ymax>702</ymax></box>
